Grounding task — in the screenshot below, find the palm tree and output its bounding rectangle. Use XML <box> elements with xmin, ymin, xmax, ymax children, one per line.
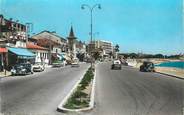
<box><xmin>115</xmin><ymin>44</ymin><xmax>119</xmax><ymax>52</ymax></box>
<box><xmin>114</xmin><ymin>44</ymin><xmax>120</xmax><ymax>59</ymax></box>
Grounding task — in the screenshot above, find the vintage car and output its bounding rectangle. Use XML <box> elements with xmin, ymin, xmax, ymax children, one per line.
<box><xmin>32</xmin><ymin>62</ymin><xmax>45</xmax><ymax>72</ymax></box>
<box><xmin>71</xmin><ymin>58</ymin><xmax>80</xmax><ymax>67</ymax></box>
<box><xmin>11</xmin><ymin>63</ymin><xmax>33</xmax><ymax>75</ymax></box>
<box><xmin>52</xmin><ymin>60</ymin><xmax>64</xmax><ymax>68</ymax></box>
<box><xmin>111</xmin><ymin>60</ymin><xmax>122</xmax><ymax>70</ymax></box>
<box><xmin>140</xmin><ymin>61</ymin><xmax>155</xmax><ymax>72</ymax></box>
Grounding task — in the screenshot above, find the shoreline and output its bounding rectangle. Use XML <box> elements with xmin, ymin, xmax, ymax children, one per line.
<box><xmin>127</xmin><ymin>59</ymin><xmax>184</xmax><ymax>79</ymax></box>
<box><xmin>155</xmin><ymin>67</ymin><xmax>184</xmax><ymax>79</ymax></box>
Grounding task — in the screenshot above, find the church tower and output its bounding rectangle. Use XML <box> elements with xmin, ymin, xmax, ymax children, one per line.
<box><xmin>67</xmin><ymin>26</ymin><xmax>77</xmax><ymax>60</ymax></box>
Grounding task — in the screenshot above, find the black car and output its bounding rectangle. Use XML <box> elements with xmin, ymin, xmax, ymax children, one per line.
<box><xmin>11</xmin><ymin>63</ymin><xmax>33</xmax><ymax>75</ymax></box>
<box><xmin>140</xmin><ymin>61</ymin><xmax>155</xmax><ymax>72</ymax></box>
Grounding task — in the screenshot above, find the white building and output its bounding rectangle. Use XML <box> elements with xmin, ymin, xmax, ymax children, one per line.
<box><xmin>26</xmin><ymin>42</ymin><xmax>49</xmax><ymax>64</ymax></box>
<box><xmin>94</xmin><ymin>40</ymin><xmax>113</xmax><ymax>56</ymax></box>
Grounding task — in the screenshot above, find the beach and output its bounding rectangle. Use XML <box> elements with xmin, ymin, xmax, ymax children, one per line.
<box><xmin>155</xmin><ymin>67</ymin><xmax>184</xmax><ymax>79</ymax></box>
<box><xmin>127</xmin><ymin>58</ymin><xmax>184</xmax><ymax>79</ymax></box>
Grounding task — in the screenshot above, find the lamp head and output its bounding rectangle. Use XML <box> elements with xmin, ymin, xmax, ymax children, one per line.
<box><xmin>81</xmin><ymin>5</ymin><xmax>85</xmax><ymax>9</ymax></box>
<box><xmin>98</xmin><ymin>4</ymin><xmax>101</xmax><ymax>9</ymax></box>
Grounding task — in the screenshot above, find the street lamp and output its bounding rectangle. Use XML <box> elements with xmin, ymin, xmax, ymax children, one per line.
<box><xmin>81</xmin><ymin>4</ymin><xmax>101</xmax><ymax>44</ymax></box>
<box><xmin>81</xmin><ymin>4</ymin><xmax>101</xmax><ymax>66</ymax></box>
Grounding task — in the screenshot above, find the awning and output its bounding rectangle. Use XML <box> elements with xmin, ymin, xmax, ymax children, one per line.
<box><xmin>0</xmin><ymin>48</ymin><xmax>7</xmax><ymax>53</ymax></box>
<box><xmin>8</xmin><ymin>47</ymin><xmax>35</xmax><ymax>59</ymax></box>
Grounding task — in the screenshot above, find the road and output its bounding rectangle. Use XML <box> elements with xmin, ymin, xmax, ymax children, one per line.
<box><xmin>0</xmin><ymin>63</ymin><xmax>89</xmax><ymax>115</ymax></box>
<box><xmin>0</xmin><ymin>62</ymin><xmax>183</xmax><ymax>115</ymax></box>
<box><xmin>84</xmin><ymin>62</ymin><xmax>184</xmax><ymax>115</ymax></box>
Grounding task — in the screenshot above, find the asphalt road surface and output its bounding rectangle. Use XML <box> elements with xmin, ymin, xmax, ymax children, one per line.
<box><xmin>0</xmin><ymin>63</ymin><xmax>89</xmax><ymax>115</ymax></box>
<box><xmin>83</xmin><ymin>62</ymin><xmax>184</xmax><ymax>115</ymax></box>
<box><xmin>0</xmin><ymin>62</ymin><xmax>184</xmax><ymax>115</ymax></box>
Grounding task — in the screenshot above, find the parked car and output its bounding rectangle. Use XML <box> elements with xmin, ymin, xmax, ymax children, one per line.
<box><xmin>71</xmin><ymin>59</ymin><xmax>80</xmax><ymax>67</ymax></box>
<box><xmin>140</xmin><ymin>61</ymin><xmax>155</xmax><ymax>72</ymax></box>
<box><xmin>11</xmin><ymin>63</ymin><xmax>33</xmax><ymax>76</ymax></box>
<box><xmin>111</xmin><ymin>60</ymin><xmax>122</xmax><ymax>70</ymax></box>
<box><xmin>32</xmin><ymin>62</ymin><xmax>45</xmax><ymax>72</ymax></box>
<box><xmin>52</xmin><ymin>60</ymin><xmax>63</xmax><ymax>68</ymax></box>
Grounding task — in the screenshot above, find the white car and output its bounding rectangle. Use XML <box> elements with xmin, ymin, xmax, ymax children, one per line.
<box><xmin>71</xmin><ymin>59</ymin><xmax>80</xmax><ymax>67</ymax></box>
<box><xmin>32</xmin><ymin>62</ymin><xmax>45</xmax><ymax>72</ymax></box>
<box><xmin>111</xmin><ymin>60</ymin><xmax>122</xmax><ymax>70</ymax></box>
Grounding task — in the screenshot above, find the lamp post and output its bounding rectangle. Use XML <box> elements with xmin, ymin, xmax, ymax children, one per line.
<box><xmin>81</xmin><ymin>4</ymin><xmax>101</xmax><ymax>66</ymax></box>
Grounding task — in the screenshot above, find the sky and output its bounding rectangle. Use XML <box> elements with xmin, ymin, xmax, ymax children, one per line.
<box><xmin>0</xmin><ymin>0</ymin><xmax>183</xmax><ymax>55</ymax></box>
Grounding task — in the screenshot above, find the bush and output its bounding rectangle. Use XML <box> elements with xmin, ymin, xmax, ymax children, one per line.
<box><xmin>80</xmin><ymin>68</ymin><xmax>94</xmax><ymax>86</ymax></box>
<box><xmin>72</xmin><ymin>90</ymin><xmax>88</xmax><ymax>99</ymax></box>
<box><xmin>77</xmin><ymin>85</ymin><xmax>86</xmax><ymax>91</ymax></box>
<box><xmin>64</xmin><ymin>67</ymin><xmax>94</xmax><ymax>109</ymax></box>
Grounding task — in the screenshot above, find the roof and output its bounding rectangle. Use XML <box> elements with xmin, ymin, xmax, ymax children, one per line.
<box><xmin>36</xmin><ymin>38</ymin><xmax>61</xmax><ymax>47</ymax></box>
<box><xmin>8</xmin><ymin>47</ymin><xmax>35</xmax><ymax>59</ymax></box>
<box><xmin>0</xmin><ymin>48</ymin><xmax>7</xmax><ymax>53</ymax></box>
<box><xmin>31</xmin><ymin>31</ymin><xmax>66</xmax><ymax>44</ymax></box>
<box><xmin>69</xmin><ymin>26</ymin><xmax>75</xmax><ymax>37</ymax></box>
<box><xmin>67</xmin><ymin>26</ymin><xmax>77</xmax><ymax>40</ymax></box>
<box><xmin>26</xmin><ymin>43</ymin><xmax>48</xmax><ymax>50</ymax></box>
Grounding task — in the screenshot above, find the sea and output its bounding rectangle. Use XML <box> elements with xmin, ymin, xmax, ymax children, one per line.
<box><xmin>156</xmin><ymin>61</ymin><xmax>184</xmax><ymax>69</ymax></box>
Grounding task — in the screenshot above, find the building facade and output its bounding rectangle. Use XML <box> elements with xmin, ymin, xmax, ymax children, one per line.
<box><xmin>26</xmin><ymin>42</ymin><xmax>49</xmax><ymax>64</ymax></box>
<box><xmin>0</xmin><ymin>15</ymin><xmax>35</xmax><ymax>70</ymax></box>
<box><xmin>88</xmin><ymin>40</ymin><xmax>113</xmax><ymax>58</ymax></box>
<box><xmin>95</xmin><ymin>40</ymin><xmax>113</xmax><ymax>55</ymax></box>
<box><xmin>32</xmin><ymin>31</ymin><xmax>67</xmax><ymax>64</ymax></box>
<box><xmin>0</xmin><ymin>15</ymin><xmax>27</xmax><ymax>48</ymax></box>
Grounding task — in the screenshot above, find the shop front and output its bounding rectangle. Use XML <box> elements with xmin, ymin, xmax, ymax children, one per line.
<box><xmin>7</xmin><ymin>47</ymin><xmax>35</xmax><ymax>70</ymax></box>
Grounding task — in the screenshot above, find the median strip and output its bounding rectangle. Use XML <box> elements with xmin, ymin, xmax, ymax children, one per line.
<box><xmin>57</xmin><ymin>65</ymin><xmax>96</xmax><ymax>112</ymax></box>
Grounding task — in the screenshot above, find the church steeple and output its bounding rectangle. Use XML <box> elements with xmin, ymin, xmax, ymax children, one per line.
<box><xmin>67</xmin><ymin>25</ymin><xmax>77</xmax><ymax>57</ymax></box>
<box><xmin>69</xmin><ymin>26</ymin><xmax>75</xmax><ymax>38</ymax></box>
<box><xmin>68</xmin><ymin>26</ymin><xmax>76</xmax><ymax>39</ymax></box>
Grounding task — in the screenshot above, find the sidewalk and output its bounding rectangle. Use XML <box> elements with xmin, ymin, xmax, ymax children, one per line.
<box><xmin>0</xmin><ymin>70</ymin><xmax>11</xmax><ymax>78</ymax></box>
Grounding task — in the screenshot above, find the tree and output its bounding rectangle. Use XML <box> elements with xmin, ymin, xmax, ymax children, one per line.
<box><xmin>115</xmin><ymin>44</ymin><xmax>120</xmax><ymax>52</ymax></box>
<box><xmin>93</xmin><ymin>51</ymin><xmax>101</xmax><ymax>60</ymax></box>
<box><xmin>154</xmin><ymin>54</ymin><xmax>164</xmax><ymax>58</ymax></box>
<box><xmin>77</xmin><ymin>53</ymin><xmax>85</xmax><ymax>62</ymax></box>
<box><xmin>114</xmin><ymin>44</ymin><xmax>120</xmax><ymax>59</ymax></box>
<box><xmin>129</xmin><ymin>53</ymin><xmax>138</xmax><ymax>58</ymax></box>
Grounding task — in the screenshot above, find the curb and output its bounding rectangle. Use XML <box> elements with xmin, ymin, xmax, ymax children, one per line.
<box><xmin>0</xmin><ymin>74</ymin><xmax>12</xmax><ymax>79</ymax></box>
<box><xmin>57</xmin><ymin>65</ymin><xmax>96</xmax><ymax>112</ymax></box>
<box><xmin>126</xmin><ymin>64</ymin><xmax>184</xmax><ymax>80</ymax></box>
<box><xmin>155</xmin><ymin>71</ymin><xmax>184</xmax><ymax>80</ymax></box>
